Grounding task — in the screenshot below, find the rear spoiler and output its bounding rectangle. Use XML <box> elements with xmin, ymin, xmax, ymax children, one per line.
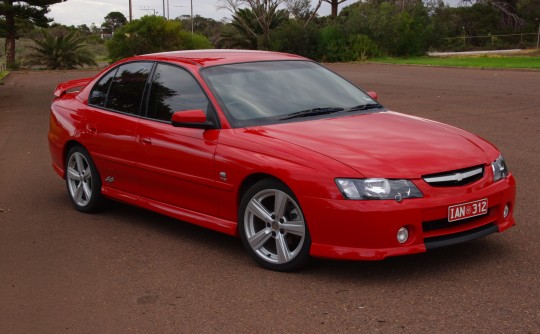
<box><xmin>53</xmin><ymin>77</ymin><xmax>93</xmax><ymax>98</ymax></box>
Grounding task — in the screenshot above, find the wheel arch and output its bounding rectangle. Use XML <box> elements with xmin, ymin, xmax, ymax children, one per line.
<box><xmin>237</xmin><ymin>173</ymin><xmax>286</xmax><ymax>212</ymax></box>
<box><xmin>62</xmin><ymin>140</ymin><xmax>85</xmax><ymax>172</ymax></box>
<box><xmin>62</xmin><ymin>140</ymin><xmax>99</xmax><ymax>180</ymax></box>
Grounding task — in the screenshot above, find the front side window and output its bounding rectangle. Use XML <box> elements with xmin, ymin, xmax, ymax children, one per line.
<box><xmin>105</xmin><ymin>62</ymin><xmax>153</xmax><ymax>115</ymax></box>
<box><xmin>146</xmin><ymin>63</ymin><xmax>210</xmax><ymax>122</ymax></box>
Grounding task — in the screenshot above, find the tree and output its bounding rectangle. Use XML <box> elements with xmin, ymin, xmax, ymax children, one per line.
<box><xmin>285</xmin><ymin>0</ymin><xmax>324</xmax><ymax>26</ymax></box>
<box><xmin>176</xmin><ymin>14</ymin><xmax>224</xmax><ymax>44</ymax></box>
<box><xmin>0</xmin><ymin>17</ymin><xmax>5</xmax><ymax>36</ymax></box>
<box><xmin>217</xmin><ymin>8</ymin><xmax>262</xmax><ymax>49</ymax></box>
<box><xmin>462</xmin><ymin>0</ymin><xmax>525</xmax><ymax>28</ymax></box>
<box><xmin>101</xmin><ymin>11</ymin><xmax>127</xmax><ymax>34</ymax></box>
<box><xmin>27</xmin><ymin>29</ymin><xmax>97</xmax><ymax>69</ymax></box>
<box><xmin>217</xmin><ymin>22</ymin><xmax>256</xmax><ymax>49</ymax></box>
<box><xmin>336</xmin><ymin>1</ymin><xmax>436</xmax><ymax>56</ymax></box>
<box><xmin>270</xmin><ymin>20</ymin><xmax>322</xmax><ymax>59</ymax></box>
<box><xmin>324</xmin><ymin>0</ymin><xmax>349</xmax><ymax>17</ymax></box>
<box><xmin>106</xmin><ymin>15</ymin><xmax>211</xmax><ymax>62</ymax></box>
<box><xmin>285</xmin><ymin>0</ymin><xmax>311</xmax><ymax>19</ymax></box>
<box><xmin>77</xmin><ymin>24</ymin><xmax>91</xmax><ymax>35</ymax></box>
<box><xmin>0</xmin><ymin>0</ymin><xmax>64</xmax><ymax>69</ymax></box>
<box><xmin>516</xmin><ymin>0</ymin><xmax>540</xmax><ymax>31</ymax></box>
<box><xmin>219</xmin><ymin>0</ymin><xmax>288</xmax><ymax>48</ymax></box>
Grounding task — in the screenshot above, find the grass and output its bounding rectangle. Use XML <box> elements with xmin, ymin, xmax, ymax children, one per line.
<box><xmin>371</xmin><ymin>54</ymin><xmax>540</xmax><ymax>69</ymax></box>
<box><xmin>0</xmin><ymin>71</ymin><xmax>8</xmax><ymax>84</ymax></box>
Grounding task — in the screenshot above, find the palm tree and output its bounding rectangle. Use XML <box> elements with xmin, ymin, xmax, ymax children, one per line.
<box><xmin>28</xmin><ymin>30</ymin><xmax>97</xmax><ymax>70</ymax></box>
<box><xmin>217</xmin><ymin>8</ymin><xmax>261</xmax><ymax>49</ymax></box>
<box><xmin>217</xmin><ymin>6</ymin><xmax>287</xmax><ymax>50</ymax></box>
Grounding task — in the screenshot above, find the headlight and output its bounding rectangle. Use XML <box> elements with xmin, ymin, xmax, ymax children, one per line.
<box><xmin>336</xmin><ymin>178</ymin><xmax>423</xmax><ymax>200</ymax></box>
<box><xmin>492</xmin><ymin>155</ymin><xmax>509</xmax><ymax>182</ymax></box>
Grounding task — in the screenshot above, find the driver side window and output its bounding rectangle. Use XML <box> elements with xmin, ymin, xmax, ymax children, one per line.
<box><xmin>146</xmin><ymin>64</ymin><xmax>210</xmax><ymax>122</ymax></box>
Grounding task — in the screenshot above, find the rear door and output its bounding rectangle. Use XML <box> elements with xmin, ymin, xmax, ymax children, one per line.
<box><xmin>85</xmin><ymin>61</ymin><xmax>154</xmax><ymax>195</ymax></box>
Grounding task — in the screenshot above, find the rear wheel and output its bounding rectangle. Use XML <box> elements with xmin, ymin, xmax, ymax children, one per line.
<box><xmin>239</xmin><ymin>179</ymin><xmax>311</xmax><ymax>271</ymax></box>
<box><xmin>65</xmin><ymin>146</ymin><xmax>104</xmax><ymax>212</ymax></box>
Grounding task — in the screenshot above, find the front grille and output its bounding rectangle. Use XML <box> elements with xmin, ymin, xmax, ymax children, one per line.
<box><xmin>423</xmin><ymin>165</ymin><xmax>484</xmax><ymax>187</ymax></box>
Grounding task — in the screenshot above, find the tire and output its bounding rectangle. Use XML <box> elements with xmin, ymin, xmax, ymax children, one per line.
<box><xmin>65</xmin><ymin>146</ymin><xmax>104</xmax><ymax>213</ymax></box>
<box><xmin>238</xmin><ymin>179</ymin><xmax>311</xmax><ymax>271</ymax></box>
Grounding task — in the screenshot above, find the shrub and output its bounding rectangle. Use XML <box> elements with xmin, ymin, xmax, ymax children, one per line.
<box><xmin>346</xmin><ymin>34</ymin><xmax>381</xmax><ymax>61</ymax></box>
<box><xmin>270</xmin><ymin>21</ymin><xmax>321</xmax><ymax>60</ymax></box>
<box><xmin>26</xmin><ymin>30</ymin><xmax>97</xmax><ymax>69</ymax></box>
<box><xmin>318</xmin><ymin>25</ymin><xmax>348</xmax><ymax>62</ymax></box>
<box><xmin>107</xmin><ymin>16</ymin><xmax>211</xmax><ymax>62</ymax></box>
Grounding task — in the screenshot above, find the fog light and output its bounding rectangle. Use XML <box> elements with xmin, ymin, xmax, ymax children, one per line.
<box><xmin>397</xmin><ymin>227</ymin><xmax>409</xmax><ymax>244</ymax></box>
<box><xmin>503</xmin><ymin>204</ymin><xmax>510</xmax><ymax>218</ymax></box>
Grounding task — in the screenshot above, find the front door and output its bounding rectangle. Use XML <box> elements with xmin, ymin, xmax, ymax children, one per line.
<box><xmin>135</xmin><ymin>63</ymin><xmax>220</xmax><ymax>216</ymax></box>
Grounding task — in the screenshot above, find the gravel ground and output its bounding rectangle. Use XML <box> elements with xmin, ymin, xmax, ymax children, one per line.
<box><xmin>0</xmin><ymin>64</ymin><xmax>538</xmax><ymax>333</ymax></box>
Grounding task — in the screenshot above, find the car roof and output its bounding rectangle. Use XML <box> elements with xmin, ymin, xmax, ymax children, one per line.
<box><xmin>131</xmin><ymin>49</ymin><xmax>308</xmax><ymax>67</ymax></box>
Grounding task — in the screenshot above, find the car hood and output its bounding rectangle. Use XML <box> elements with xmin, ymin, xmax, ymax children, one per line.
<box><xmin>247</xmin><ymin>111</ymin><xmax>499</xmax><ymax>178</ymax></box>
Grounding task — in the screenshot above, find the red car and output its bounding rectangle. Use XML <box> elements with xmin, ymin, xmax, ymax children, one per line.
<box><xmin>48</xmin><ymin>50</ymin><xmax>516</xmax><ymax>271</ymax></box>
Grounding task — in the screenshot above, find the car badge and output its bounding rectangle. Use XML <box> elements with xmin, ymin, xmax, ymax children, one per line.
<box><xmin>219</xmin><ymin>172</ymin><xmax>227</xmax><ymax>182</ymax></box>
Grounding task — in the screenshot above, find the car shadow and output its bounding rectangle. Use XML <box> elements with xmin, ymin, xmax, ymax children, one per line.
<box><xmin>303</xmin><ymin>237</ymin><xmax>513</xmax><ymax>281</ymax></box>
<box><xmin>100</xmin><ymin>200</ymin><xmax>513</xmax><ymax>281</ymax></box>
<box><xmin>103</xmin><ymin>200</ymin><xmax>245</xmax><ymax>253</ymax></box>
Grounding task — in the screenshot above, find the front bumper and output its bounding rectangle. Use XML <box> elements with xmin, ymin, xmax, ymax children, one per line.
<box><xmin>302</xmin><ymin>174</ymin><xmax>516</xmax><ymax>261</ymax></box>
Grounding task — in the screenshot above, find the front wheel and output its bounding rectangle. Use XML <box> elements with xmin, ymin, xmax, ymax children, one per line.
<box><xmin>238</xmin><ymin>179</ymin><xmax>311</xmax><ymax>271</ymax></box>
<box><xmin>65</xmin><ymin>146</ymin><xmax>104</xmax><ymax>213</ymax></box>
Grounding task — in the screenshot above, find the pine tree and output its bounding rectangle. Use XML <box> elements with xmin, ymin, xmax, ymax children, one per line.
<box><xmin>1</xmin><ymin>0</ymin><xmax>64</xmax><ymax>69</ymax></box>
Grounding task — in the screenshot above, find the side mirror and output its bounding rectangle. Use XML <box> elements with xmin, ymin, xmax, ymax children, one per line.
<box><xmin>367</xmin><ymin>91</ymin><xmax>378</xmax><ymax>100</ymax></box>
<box><xmin>171</xmin><ymin>110</ymin><xmax>217</xmax><ymax>129</ymax></box>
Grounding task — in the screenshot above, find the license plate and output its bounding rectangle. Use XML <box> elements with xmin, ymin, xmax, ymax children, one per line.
<box><xmin>448</xmin><ymin>199</ymin><xmax>488</xmax><ymax>222</ymax></box>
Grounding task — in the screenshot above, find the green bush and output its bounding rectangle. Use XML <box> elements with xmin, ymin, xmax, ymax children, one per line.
<box><xmin>318</xmin><ymin>25</ymin><xmax>347</xmax><ymax>62</ymax></box>
<box><xmin>185</xmin><ymin>33</ymin><xmax>213</xmax><ymax>50</ymax></box>
<box><xmin>317</xmin><ymin>26</ymin><xmax>380</xmax><ymax>62</ymax></box>
<box><xmin>107</xmin><ymin>16</ymin><xmax>212</xmax><ymax>62</ymax></box>
<box><xmin>270</xmin><ymin>21</ymin><xmax>321</xmax><ymax>60</ymax></box>
<box><xmin>337</xmin><ymin>1</ymin><xmax>435</xmax><ymax>57</ymax></box>
<box><xmin>346</xmin><ymin>34</ymin><xmax>381</xmax><ymax>61</ymax></box>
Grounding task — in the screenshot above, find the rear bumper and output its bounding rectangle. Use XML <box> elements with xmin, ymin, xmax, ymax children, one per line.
<box><xmin>304</xmin><ymin>174</ymin><xmax>516</xmax><ymax>261</ymax></box>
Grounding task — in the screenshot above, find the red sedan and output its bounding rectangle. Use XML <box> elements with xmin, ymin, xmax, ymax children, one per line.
<box><xmin>48</xmin><ymin>50</ymin><xmax>516</xmax><ymax>271</ymax></box>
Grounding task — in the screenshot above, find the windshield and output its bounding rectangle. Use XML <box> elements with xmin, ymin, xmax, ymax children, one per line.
<box><xmin>201</xmin><ymin>61</ymin><xmax>384</xmax><ymax>127</ymax></box>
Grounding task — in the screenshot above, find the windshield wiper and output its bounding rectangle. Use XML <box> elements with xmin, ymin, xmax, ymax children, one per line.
<box><xmin>344</xmin><ymin>103</ymin><xmax>383</xmax><ymax>112</ymax></box>
<box><xmin>279</xmin><ymin>107</ymin><xmax>344</xmax><ymax>120</ymax></box>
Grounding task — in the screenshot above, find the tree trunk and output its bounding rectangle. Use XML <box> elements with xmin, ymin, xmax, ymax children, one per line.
<box><xmin>304</xmin><ymin>0</ymin><xmax>323</xmax><ymax>27</ymax></box>
<box><xmin>4</xmin><ymin>1</ymin><xmax>16</xmax><ymax>69</ymax></box>
<box><xmin>331</xmin><ymin>1</ymin><xmax>338</xmax><ymax>17</ymax></box>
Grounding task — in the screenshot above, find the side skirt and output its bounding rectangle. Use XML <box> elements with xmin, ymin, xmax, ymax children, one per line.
<box><xmin>101</xmin><ymin>186</ymin><xmax>239</xmax><ymax>237</ymax></box>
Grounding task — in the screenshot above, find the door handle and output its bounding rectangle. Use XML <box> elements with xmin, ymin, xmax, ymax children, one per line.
<box><xmin>140</xmin><ymin>137</ymin><xmax>152</xmax><ymax>145</ymax></box>
<box><xmin>87</xmin><ymin>125</ymin><xmax>97</xmax><ymax>134</ymax></box>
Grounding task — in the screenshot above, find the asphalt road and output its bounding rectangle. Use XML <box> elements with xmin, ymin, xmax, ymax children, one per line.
<box><xmin>1</xmin><ymin>64</ymin><xmax>539</xmax><ymax>333</ymax></box>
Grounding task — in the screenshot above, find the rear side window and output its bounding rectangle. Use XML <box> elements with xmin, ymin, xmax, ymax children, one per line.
<box><xmin>103</xmin><ymin>62</ymin><xmax>153</xmax><ymax>115</ymax></box>
<box><xmin>89</xmin><ymin>68</ymin><xmax>117</xmax><ymax>107</ymax></box>
<box><xmin>147</xmin><ymin>63</ymin><xmax>210</xmax><ymax>122</ymax></box>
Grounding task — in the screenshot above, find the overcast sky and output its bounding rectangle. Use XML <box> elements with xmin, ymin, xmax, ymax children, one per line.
<box><xmin>46</xmin><ymin>0</ymin><xmax>327</xmax><ymax>27</ymax></box>
<box><xmin>47</xmin><ymin>0</ymin><xmax>461</xmax><ymax>27</ymax></box>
